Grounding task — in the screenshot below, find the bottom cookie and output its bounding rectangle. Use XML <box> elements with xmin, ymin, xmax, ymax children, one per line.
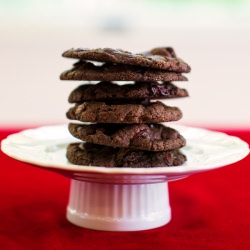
<box><xmin>66</xmin><ymin>143</ymin><xmax>186</xmax><ymax>168</ymax></box>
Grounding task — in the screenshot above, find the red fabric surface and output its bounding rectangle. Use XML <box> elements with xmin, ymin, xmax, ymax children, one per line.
<box><xmin>0</xmin><ymin>128</ymin><xmax>250</xmax><ymax>250</ymax></box>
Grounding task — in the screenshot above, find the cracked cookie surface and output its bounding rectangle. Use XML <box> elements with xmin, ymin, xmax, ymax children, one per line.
<box><xmin>66</xmin><ymin>142</ymin><xmax>187</xmax><ymax>168</ymax></box>
<box><xmin>68</xmin><ymin>81</ymin><xmax>188</xmax><ymax>103</ymax></box>
<box><xmin>60</xmin><ymin>61</ymin><xmax>188</xmax><ymax>82</ymax></box>
<box><xmin>68</xmin><ymin>123</ymin><xmax>186</xmax><ymax>151</ymax></box>
<box><xmin>66</xmin><ymin>101</ymin><xmax>182</xmax><ymax>124</ymax></box>
<box><xmin>62</xmin><ymin>47</ymin><xmax>191</xmax><ymax>73</ymax></box>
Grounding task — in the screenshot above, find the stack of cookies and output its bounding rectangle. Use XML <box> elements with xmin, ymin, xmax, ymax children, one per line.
<box><xmin>60</xmin><ymin>47</ymin><xmax>190</xmax><ymax>168</ymax></box>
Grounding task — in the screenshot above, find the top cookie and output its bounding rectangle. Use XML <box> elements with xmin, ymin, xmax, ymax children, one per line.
<box><xmin>62</xmin><ymin>47</ymin><xmax>191</xmax><ymax>73</ymax></box>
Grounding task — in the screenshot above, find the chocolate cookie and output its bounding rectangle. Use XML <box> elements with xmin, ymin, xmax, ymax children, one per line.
<box><xmin>68</xmin><ymin>81</ymin><xmax>189</xmax><ymax>103</ymax></box>
<box><xmin>68</xmin><ymin>123</ymin><xmax>186</xmax><ymax>151</ymax></box>
<box><xmin>62</xmin><ymin>47</ymin><xmax>191</xmax><ymax>73</ymax></box>
<box><xmin>66</xmin><ymin>142</ymin><xmax>187</xmax><ymax>168</ymax></box>
<box><xmin>66</xmin><ymin>101</ymin><xmax>182</xmax><ymax>124</ymax></box>
<box><xmin>60</xmin><ymin>61</ymin><xmax>188</xmax><ymax>82</ymax></box>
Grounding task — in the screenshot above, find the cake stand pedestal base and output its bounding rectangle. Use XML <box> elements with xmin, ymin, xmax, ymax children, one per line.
<box><xmin>66</xmin><ymin>179</ymin><xmax>171</xmax><ymax>231</ymax></box>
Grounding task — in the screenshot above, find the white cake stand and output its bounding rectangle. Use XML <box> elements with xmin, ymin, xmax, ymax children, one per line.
<box><xmin>1</xmin><ymin>124</ymin><xmax>249</xmax><ymax>231</ymax></box>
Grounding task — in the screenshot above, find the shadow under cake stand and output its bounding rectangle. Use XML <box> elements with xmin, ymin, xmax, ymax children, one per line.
<box><xmin>1</xmin><ymin>124</ymin><xmax>249</xmax><ymax>231</ymax></box>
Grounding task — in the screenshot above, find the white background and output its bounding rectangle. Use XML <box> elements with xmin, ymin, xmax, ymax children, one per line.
<box><xmin>1</xmin><ymin>0</ymin><xmax>250</xmax><ymax>128</ymax></box>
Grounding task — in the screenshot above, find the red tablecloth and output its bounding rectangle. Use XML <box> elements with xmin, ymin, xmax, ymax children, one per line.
<box><xmin>0</xmin><ymin>128</ymin><xmax>250</xmax><ymax>250</ymax></box>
